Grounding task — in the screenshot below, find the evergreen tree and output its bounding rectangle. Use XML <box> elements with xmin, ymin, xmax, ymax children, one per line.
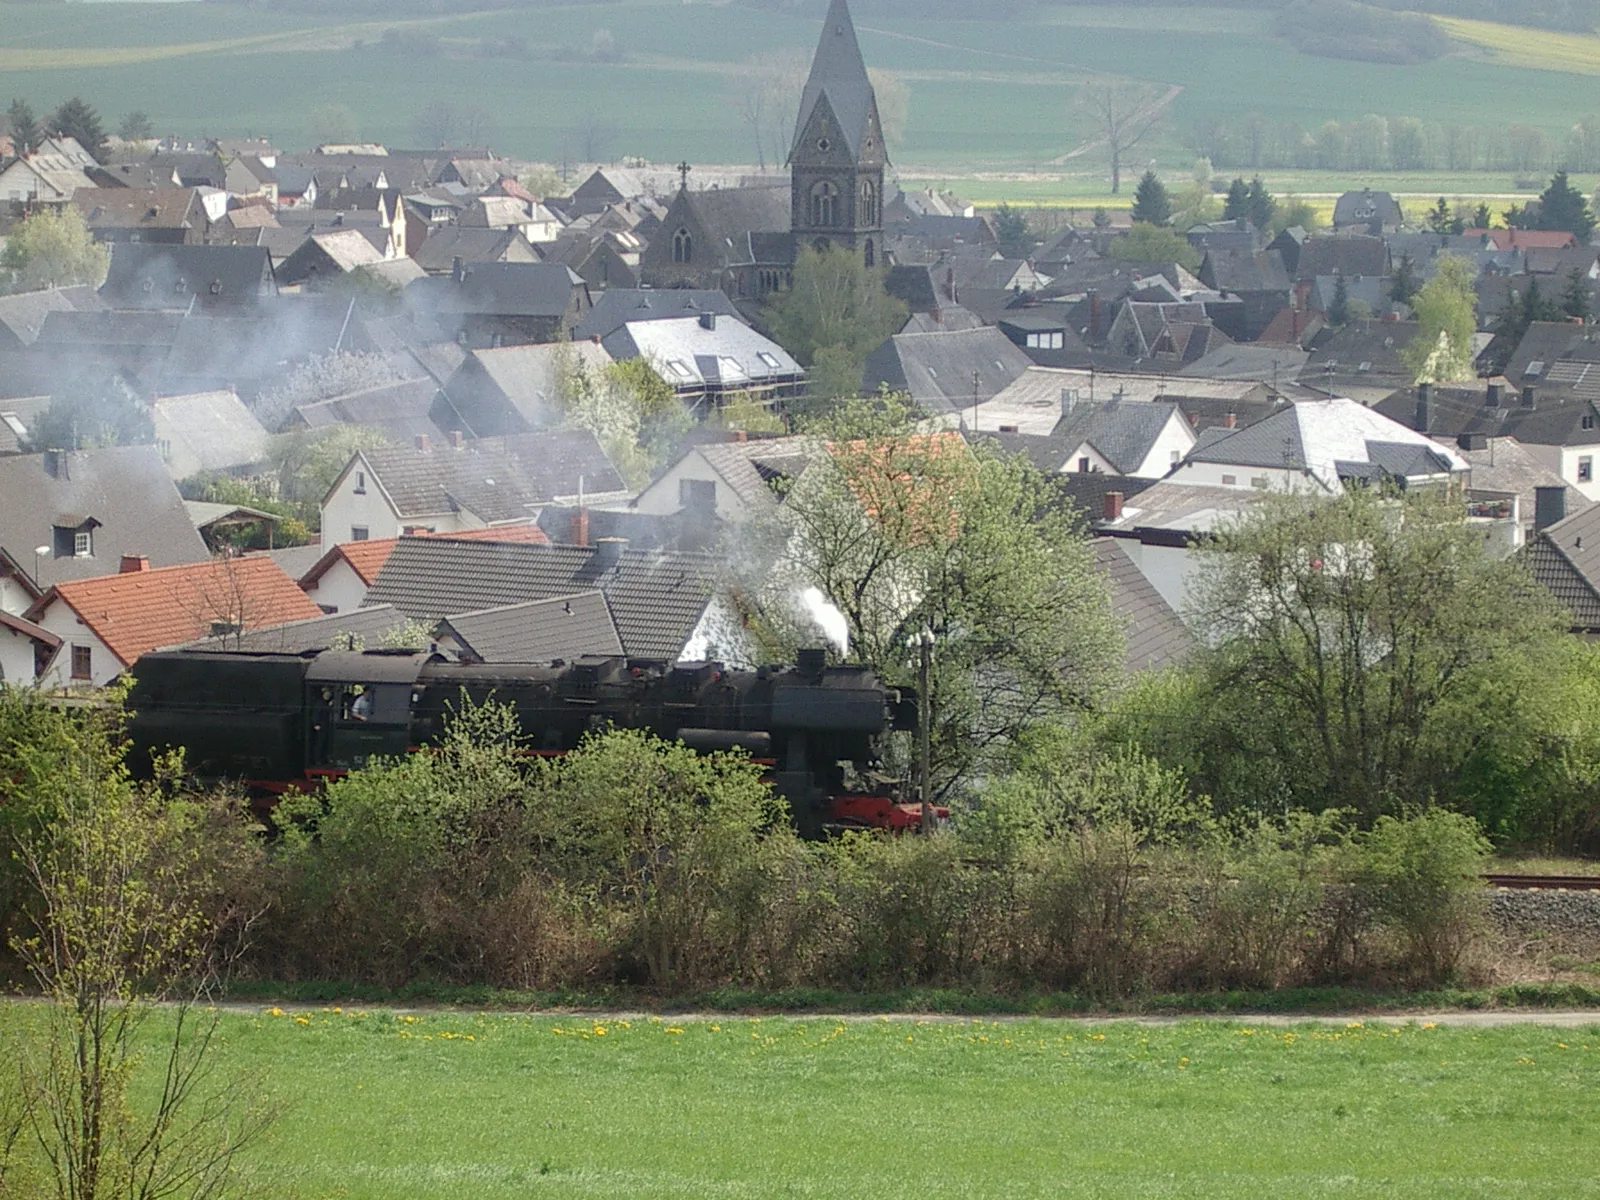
<box><xmin>1222</xmin><ymin>177</ymin><xmax>1250</xmax><ymax>222</ymax></box>
<box><xmin>992</xmin><ymin>203</ymin><xmax>1033</xmax><ymax>256</ymax></box>
<box><xmin>1391</xmin><ymin>253</ymin><xmax>1420</xmax><ymax>305</ymax></box>
<box><xmin>1564</xmin><ymin>266</ymin><xmax>1591</xmax><ymax>321</ymax></box>
<box><xmin>49</xmin><ymin>96</ymin><xmax>107</xmax><ymax>161</ymax></box>
<box><xmin>1245</xmin><ymin>176</ymin><xmax>1276</xmax><ymax>229</ymax></box>
<box><xmin>1129</xmin><ymin>170</ymin><xmax>1172</xmax><ymax>227</ymax></box>
<box><xmin>1329</xmin><ymin>273</ymin><xmax>1350</xmax><ymax>325</ymax></box>
<box><xmin>5</xmin><ymin>98</ymin><xmax>38</xmax><ymax>157</ymax></box>
<box><xmin>117</xmin><ymin>110</ymin><xmax>154</xmax><ymax>142</ymax></box>
<box><xmin>1472</xmin><ymin>202</ymin><xmax>1493</xmax><ymax>229</ymax></box>
<box><xmin>1503</xmin><ymin>203</ymin><xmax>1537</xmax><ymax>231</ymax></box>
<box><xmin>1427</xmin><ymin>197</ymin><xmax>1454</xmax><ymax>235</ymax></box>
<box><xmin>1537</xmin><ymin>170</ymin><xmax>1596</xmax><ymax>241</ymax></box>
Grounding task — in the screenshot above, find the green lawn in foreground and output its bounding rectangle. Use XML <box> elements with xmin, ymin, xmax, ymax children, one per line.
<box><xmin>7</xmin><ymin>1005</ymin><xmax>1596</xmax><ymax>1198</ymax></box>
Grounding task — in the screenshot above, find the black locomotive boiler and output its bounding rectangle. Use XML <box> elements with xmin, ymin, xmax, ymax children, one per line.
<box><xmin>125</xmin><ymin>646</ymin><xmax>939</xmax><ymax>835</ymax></box>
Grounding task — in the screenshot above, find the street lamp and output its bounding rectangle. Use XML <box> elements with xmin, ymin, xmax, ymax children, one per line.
<box><xmin>32</xmin><ymin>544</ymin><xmax>49</xmax><ymax>590</ymax></box>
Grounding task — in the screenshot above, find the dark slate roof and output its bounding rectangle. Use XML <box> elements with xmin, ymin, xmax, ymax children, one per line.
<box><xmin>293</xmin><ymin>378</ymin><xmax>452</xmax><ymax>443</ymax></box>
<box><xmin>1293</xmin><ymin>235</ymin><xmax>1388</xmax><ymax>282</ymax></box>
<box><xmin>1199</xmin><ymin>248</ymin><xmax>1291</xmax><ymax>295</ymax></box>
<box><xmin>1505</xmin><ymin>321</ymin><xmax>1600</xmax><ymax>390</ymax></box>
<box><xmin>156</xmin><ymin>297</ymin><xmax>367</xmax><ymax>397</ymax></box>
<box><xmin>1333</xmin><ymin>189</ymin><xmax>1403</xmax><ymax>229</ymax></box>
<box><xmin>354</xmin><ymin>429</ymin><xmax>625</xmax><ymax>520</ymax></box>
<box><xmin>0</xmin><ymin>288</ymin><xmax>82</xmax><ymax>347</ymax></box>
<box><xmin>100</xmin><ymin>243</ymin><xmax>274</xmax><ymax>309</ymax></box>
<box><xmin>1050</xmin><ymin>473</ymin><xmax>1161</xmax><ymax>522</ymax></box>
<box><xmin>861</xmin><ymin>326</ymin><xmax>1033</xmax><ymax>415</ymax></box>
<box><xmin>1524</xmin><ymin>503</ymin><xmax>1600</xmax><ymax>630</ymax></box>
<box><xmin>407</xmin><ymin>263</ymin><xmax>583</xmax><ymax>317</ymax></box>
<box><xmin>1306</xmin><ymin>319</ymin><xmax>1419</xmax><ymax>385</ymax></box>
<box><xmin>0</xmin><ymin>446</ymin><xmax>209</xmax><ymax>590</ymax></box>
<box><xmin>439</xmin><ymin>591</ymin><xmax>623</xmax><ymax>662</ymax></box>
<box><xmin>792</xmin><ymin>0</ymin><xmax>878</xmax><ymax>161</ymax></box>
<box><xmin>1052</xmin><ymin>399</ymin><xmax>1179</xmax><ymax>475</ymax></box>
<box><xmin>573</xmin><ymin>289</ymin><xmax>738</xmax><ymax>341</ymax></box>
<box><xmin>885</xmin><ymin>265</ymin><xmax>941</xmax><ymax>313</ymax></box>
<box><xmin>35</xmin><ymin>309</ymin><xmax>183</xmax><ymax>348</ymax></box>
<box><xmin>687</xmin><ymin>186</ymin><xmax>792</xmax><ymax>248</ymax></box>
<box><xmin>179</xmin><ymin>604</ymin><xmax>409</xmax><ymax>653</ymax></box>
<box><xmin>410</xmin><ymin>226</ymin><xmax>534</xmax><ymax>273</ymax></box>
<box><xmin>363</xmin><ymin>537</ymin><xmax>719</xmax><ymax>660</ymax></box>
<box><xmin>1374</xmin><ymin>383</ymin><xmax>1600</xmax><ymax>448</ymax></box>
<box><xmin>1090</xmin><ymin>537</ymin><xmax>1194</xmax><ymax>673</ymax></box>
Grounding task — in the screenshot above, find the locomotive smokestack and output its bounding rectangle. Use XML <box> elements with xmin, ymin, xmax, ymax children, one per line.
<box><xmin>796</xmin><ymin>647</ymin><xmax>826</xmax><ymax>680</ymax></box>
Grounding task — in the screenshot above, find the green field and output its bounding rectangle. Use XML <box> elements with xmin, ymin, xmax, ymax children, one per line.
<box><xmin>4</xmin><ymin>1004</ymin><xmax>1597</xmax><ymax>1197</ymax></box>
<box><xmin>3</xmin><ymin>1</ymin><xmax>1600</xmax><ymax>186</ymax></box>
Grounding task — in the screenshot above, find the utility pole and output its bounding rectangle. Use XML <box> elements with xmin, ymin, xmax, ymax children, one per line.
<box><xmin>917</xmin><ymin>628</ymin><xmax>934</xmax><ymax>831</ymax></box>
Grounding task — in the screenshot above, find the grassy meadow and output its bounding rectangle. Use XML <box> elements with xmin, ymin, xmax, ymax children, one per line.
<box><xmin>3</xmin><ymin>1</ymin><xmax>1600</xmax><ymax>189</ymax></box>
<box><xmin>4</xmin><ymin>1003</ymin><xmax>1598</xmax><ymax>1198</ymax></box>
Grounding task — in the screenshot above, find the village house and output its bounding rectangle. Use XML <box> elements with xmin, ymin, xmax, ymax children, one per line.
<box><xmin>406</xmin><ymin>261</ymin><xmax>591</xmax><ymax>348</ymax></box>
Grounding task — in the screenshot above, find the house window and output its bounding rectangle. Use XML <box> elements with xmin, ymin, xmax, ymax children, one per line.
<box><xmin>680</xmin><ymin>478</ymin><xmax>716</xmax><ymax>510</ymax></box>
<box><xmin>1251</xmin><ymin>476</ymin><xmax>1269</xmax><ymax>489</ymax></box>
<box><xmin>70</xmin><ymin>645</ymin><xmax>91</xmax><ymax>681</ymax></box>
<box><xmin>1221</xmin><ymin>474</ymin><xmax>1238</xmax><ymax>485</ymax></box>
<box><xmin>73</xmin><ymin>530</ymin><xmax>92</xmax><ymax>557</ymax></box>
<box><xmin>672</xmin><ymin>228</ymin><xmax>692</xmax><ymax>263</ymax></box>
<box><xmin>354</xmin><ymin>471</ymin><xmax>366</xmax><ymax>494</ymax></box>
<box><xmin>1171</xmin><ymin>450</ymin><xmax>1182</xmax><ymax>464</ymax></box>
<box><xmin>809</xmin><ymin>181</ymin><xmax>837</xmax><ymax>228</ymax></box>
<box><xmin>1585</xmin><ymin>415</ymin><xmax>1596</xmax><ymax>431</ymax></box>
<box><xmin>1078</xmin><ymin>456</ymin><xmax>1091</xmax><ymax>473</ymax></box>
<box><xmin>1581</xmin><ymin>457</ymin><xmax>1594</xmax><ymax>483</ymax></box>
<box><xmin>351</xmin><ymin>526</ymin><xmax>369</xmax><ymax>541</ymax></box>
<box><xmin>860</xmin><ymin>178</ymin><xmax>878</xmax><ymax>225</ymax></box>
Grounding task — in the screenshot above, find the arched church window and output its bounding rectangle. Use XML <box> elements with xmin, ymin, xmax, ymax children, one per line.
<box><xmin>672</xmin><ymin>228</ymin><xmax>692</xmax><ymax>263</ymax></box>
<box><xmin>809</xmin><ymin>181</ymin><xmax>837</xmax><ymax>227</ymax></box>
<box><xmin>860</xmin><ymin>179</ymin><xmax>878</xmax><ymax>226</ymax></box>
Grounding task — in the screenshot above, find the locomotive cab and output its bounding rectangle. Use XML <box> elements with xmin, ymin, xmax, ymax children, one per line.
<box><xmin>304</xmin><ymin>651</ymin><xmax>431</xmax><ymax>772</ymax></box>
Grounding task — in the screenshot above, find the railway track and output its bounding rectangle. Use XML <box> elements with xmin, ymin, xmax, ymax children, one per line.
<box><xmin>1483</xmin><ymin>874</ymin><xmax>1600</xmax><ymax>891</ymax></box>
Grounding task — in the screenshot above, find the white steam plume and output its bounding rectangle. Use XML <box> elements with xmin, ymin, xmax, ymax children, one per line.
<box><xmin>801</xmin><ymin>586</ymin><xmax>849</xmax><ymax>657</ymax></box>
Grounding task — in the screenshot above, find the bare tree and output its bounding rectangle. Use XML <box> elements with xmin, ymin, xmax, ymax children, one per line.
<box><xmin>9</xmin><ymin>740</ymin><xmax>271</xmax><ymax>1199</ymax></box>
<box><xmin>411</xmin><ymin>99</ymin><xmax>462</xmax><ymax>149</ymax></box>
<box><xmin>730</xmin><ymin>51</ymin><xmax>806</xmax><ymax>172</ymax></box>
<box><xmin>571</xmin><ymin>116</ymin><xmax>618</xmax><ymax>164</ymax></box>
<box><xmin>1070</xmin><ymin>78</ymin><xmax>1177</xmax><ymax>193</ymax></box>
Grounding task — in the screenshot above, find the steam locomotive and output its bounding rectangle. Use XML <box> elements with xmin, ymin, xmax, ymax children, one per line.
<box><xmin>124</xmin><ymin>647</ymin><xmax>941</xmax><ymax>835</ymax></box>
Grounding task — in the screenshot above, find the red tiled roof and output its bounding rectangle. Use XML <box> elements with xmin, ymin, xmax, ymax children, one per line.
<box><xmin>30</xmin><ymin>556</ymin><xmax>322</xmax><ymax>667</ymax></box>
<box><xmin>299</xmin><ymin>523</ymin><xmax>551</xmax><ymax>588</ymax></box>
<box><xmin>1464</xmin><ymin>228</ymin><xmax>1578</xmax><ymax>252</ymax></box>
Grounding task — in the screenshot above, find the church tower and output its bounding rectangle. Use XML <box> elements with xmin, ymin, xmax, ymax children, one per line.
<box><xmin>789</xmin><ymin>0</ymin><xmax>888</xmax><ymax>268</ymax></box>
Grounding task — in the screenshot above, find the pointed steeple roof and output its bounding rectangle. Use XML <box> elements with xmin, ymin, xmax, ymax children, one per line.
<box><xmin>790</xmin><ymin>0</ymin><xmax>879</xmax><ymax>162</ymax></box>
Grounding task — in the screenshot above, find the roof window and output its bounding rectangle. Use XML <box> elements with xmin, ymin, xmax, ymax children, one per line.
<box><xmin>1527</xmin><ymin>360</ymin><xmax>1546</xmax><ymax>377</ymax></box>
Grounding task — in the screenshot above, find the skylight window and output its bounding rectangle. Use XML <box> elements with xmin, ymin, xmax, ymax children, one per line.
<box><xmin>757</xmin><ymin>352</ymin><xmax>782</xmax><ymax>369</ymax></box>
<box><xmin>1527</xmin><ymin>360</ymin><xmax>1546</xmax><ymax>377</ymax></box>
<box><xmin>665</xmin><ymin>359</ymin><xmax>693</xmax><ymax>379</ymax></box>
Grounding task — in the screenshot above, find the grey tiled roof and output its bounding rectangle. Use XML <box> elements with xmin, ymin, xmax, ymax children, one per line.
<box><xmin>101</xmin><ymin>244</ymin><xmax>275</xmax><ymax>308</ymax></box>
<box><xmin>861</xmin><ymin>326</ymin><xmax>1034</xmax><ymax>415</ymax></box>
<box><xmin>356</xmin><ymin>429</ymin><xmax>625</xmax><ymax>521</ymax></box>
<box><xmin>573</xmin><ymin>289</ymin><xmax>739</xmax><ymax>342</ymax></box>
<box><xmin>1091</xmin><ymin>537</ymin><xmax>1194</xmax><ymax>673</ymax></box>
<box><xmin>1524</xmin><ymin>506</ymin><xmax>1600</xmax><ymax>629</ymax></box>
<box><xmin>407</xmin><ymin>263</ymin><xmax>583</xmax><ymax>317</ymax></box>
<box><xmin>0</xmin><ymin>288</ymin><xmax>79</xmax><ymax>347</ymax></box>
<box><xmin>0</xmin><ymin>446</ymin><xmax>209</xmax><ymax>591</ymax></box>
<box><xmin>1294</xmin><ymin>235</ymin><xmax>1388</xmax><ymax>282</ymax></box>
<box><xmin>178</xmin><ymin>604</ymin><xmax>409</xmax><ymax>653</ymax></box>
<box><xmin>364</xmin><ymin>537</ymin><xmax>720</xmax><ymax>661</ymax></box>
<box><xmin>439</xmin><ymin>591</ymin><xmax>623</xmax><ymax>662</ymax></box>
<box><xmin>1052</xmin><ymin>400</ymin><xmax>1179</xmax><ymax>475</ymax></box>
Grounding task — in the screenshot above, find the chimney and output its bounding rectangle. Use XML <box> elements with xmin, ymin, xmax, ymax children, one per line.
<box><xmin>1088</xmin><ymin>288</ymin><xmax>1101</xmax><ymax>337</ymax></box>
<box><xmin>946</xmin><ymin>266</ymin><xmax>957</xmax><ymax>303</ymax></box>
<box><xmin>451</xmin><ymin>256</ymin><xmax>464</xmax><ymax>283</ymax></box>
<box><xmin>569</xmin><ymin>507</ymin><xmax>589</xmax><ymax>547</ymax></box>
<box><xmin>593</xmin><ymin>535</ymin><xmax>627</xmax><ymax>567</ymax></box>
<box><xmin>1522</xmin><ymin>385</ymin><xmax>1537</xmax><ymax>408</ymax></box>
<box><xmin>1535</xmin><ymin>485</ymin><xmax>1567</xmax><ymax>531</ymax></box>
<box><xmin>1456</xmin><ymin>432</ymin><xmax>1487</xmax><ymax>451</ymax></box>
<box><xmin>698</xmin><ymin>311</ymin><xmax>716</xmax><ymax>331</ymax></box>
<box><xmin>1060</xmin><ymin>388</ymin><xmax>1076</xmax><ymax>417</ymax></box>
<box><xmin>42</xmin><ymin>449</ymin><xmax>69</xmax><ymax>480</ymax></box>
<box><xmin>118</xmin><ymin>554</ymin><xmax>149</xmax><ymax>574</ymax></box>
<box><xmin>1102</xmin><ymin>490</ymin><xmax>1124</xmax><ymax>520</ymax></box>
<box><xmin>1485</xmin><ymin>381</ymin><xmax>1501</xmax><ymax>408</ymax></box>
<box><xmin>415</xmin><ymin>434</ymin><xmax>430</xmax><ymax>452</ymax></box>
<box><xmin>797</xmin><ymin>646</ymin><xmax>827</xmax><ymax>680</ymax></box>
<box><xmin>450</xmin><ymin>430</ymin><xmax>464</xmax><ymax>449</ymax></box>
<box><xmin>1223</xmin><ymin>412</ymin><xmax>1238</xmax><ymax>429</ymax></box>
<box><xmin>1414</xmin><ymin>382</ymin><xmax>1431</xmax><ymax>433</ymax></box>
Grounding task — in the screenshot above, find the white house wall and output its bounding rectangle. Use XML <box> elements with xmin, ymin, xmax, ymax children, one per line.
<box><xmin>633</xmin><ymin>451</ymin><xmax>751</xmax><ymax>521</ymax></box>
<box><xmin>320</xmin><ymin>458</ymin><xmax>481</xmax><ymax>551</ymax></box>
<box><xmin>1166</xmin><ymin>460</ymin><xmax>1323</xmax><ymax>493</ymax></box>
<box><xmin>1130</xmin><ymin>412</ymin><xmax>1198</xmax><ymax>479</ymax></box>
<box><xmin>1060</xmin><ymin>443</ymin><xmax>1116</xmax><ymax>476</ymax></box>
<box><xmin>1114</xmin><ymin>539</ymin><xmax>1205</xmax><ymax>620</ymax></box>
<box><xmin>30</xmin><ymin>601</ymin><xmax>122</xmax><ymax>688</ymax></box>
<box><xmin>0</xmin><ymin>625</ymin><xmax>41</xmax><ymax>684</ymax></box>
<box><xmin>1558</xmin><ymin>444</ymin><xmax>1600</xmax><ymax>502</ymax></box>
<box><xmin>0</xmin><ymin>574</ymin><xmax>36</xmax><ymax>617</ymax></box>
<box><xmin>302</xmin><ymin>557</ymin><xmax>371</xmax><ymax>615</ymax></box>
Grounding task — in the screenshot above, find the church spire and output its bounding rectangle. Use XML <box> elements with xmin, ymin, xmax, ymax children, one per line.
<box><xmin>790</xmin><ymin>0</ymin><xmax>881</xmax><ymax>164</ymax></box>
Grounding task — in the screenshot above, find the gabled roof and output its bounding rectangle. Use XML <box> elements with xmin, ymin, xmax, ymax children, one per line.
<box><xmin>445</xmin><ymin>340</ymin><xmax>613</xmax><ymax>436</ymax></box>
<box><xmin>684</xmin><ymin>434</ymin><xmax>818</xmax><ymax>512</ymax></box>
<box><xmin>100</xmin><ymin>243</ymin><xmax>275</xmax><ymax>309</ymax></box>
<box><xmin>30</xmin><ymin>555</ymin><xmax>322</xmax><ymax>669</ymax></box>
<box><xmin>791</xmin><ymin>0</ymin><xmax>879</xmax><ymax>162</ymax></box>
<box><xmin>1053</xmin><ymin>400</ymin><xmax>1184</xmax><ymax>475</ymax></box>
<box><xmin>1294</xmin><ymin>235</ymin><xmax>1388</xmax><ymax>282</ymax></box>
<box><xmin>301</xmin><ymin>524</ymin><xmax>552</xmax><ymax>589</ymax></box>
<box><xmin>1199</xmin><ymin>248</ymin><xmax>1291</xmax><ymax>295</ymax></box>
<box><xmin>680</xmin><ymin>186</ymin><xmax>792</xmax><ymax>249</ymax></box>
<box><xmin>347</xmin><ymin>429</ymin><xmax>626</xmax><ymax>521</ymax></box>
<box><xmin>573</xmin><ymin>289</ymin><xmax>739</xmax><ymax>341</ymax></box>
<box><xmin>438</xmin><ymin>591</ymin><xmax>623</xmax><ymax>663</ymax></box>
<box><xmin>178</xmin><ymin>604</ymin><xmax>408</xmax><ymax>654</ymax></box>
<box><xmin>292</xmin><ymin>377</ymin><xmax>450</xmax><ymax>443</ymax></box>
<box><xmin>1090</xmin><ymin>537</ymin><xmax>1193</xmax><ymax>673</ymax></box>
<box><xmin>0</xmin><ymin>609</ymin><xmax>60</xmax><ymax>651</ymax></box>
<box><xmin>364</xmin><ymin>536</ymin><xmax>721</xmax><ymax>661</ymax></box>
<box><xmin>1182</xmin><ymin>397</ymin><xmax>1467</xmax><ymax>489</ymax></box>
<box><xmin>1376</xmin><ymin>381</ymin><xmax>1600</xmax><ymax>448</ymax></box>
<box><xmin>601</xmin><ymin>316</ymin><xmax>802</xmax><ymax>392</ymax></box>
<box><xmin>0</xmin><ymin>446</ymin><xmax>209</xmax><ymax>591</ymax></box>
<box><xmin>0</xmin><ymin>288</ymin><xmax>80</xmax><ymax>347</ymax></box>
<box><xmin>1523</xmin><ymin>503</ymin><xmax>1600</xmax><ymax>630</ymax></box>
<box><xmin>407</xmin><ymin>262</ymin><xmax>583</xmax><ymax>317</ymax></box>
<box><xmin>410</xmin><ymin>226</ymin><xmax>537</xmax><ymax>273</ymax></box>
<box><xmin>862</xmin><ymin>326</ymin><xmax>1034</xmax><ymax>416</ymax></box>
<box><xmin>150</xmin><ymin>390</ymin><xmax>270</xmax><ymax>474</ymax></box>
<box><xmin>1504</xmin><ymin>321</ymin><xmax>1600</xmax><ymax>389</ymax></box>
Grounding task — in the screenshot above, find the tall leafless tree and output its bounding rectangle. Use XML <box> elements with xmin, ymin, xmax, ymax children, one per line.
<box><xmin>1072</xmin><ymin>78</ymin><xmax>1174</xmax><ymax>194</ymax></box>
